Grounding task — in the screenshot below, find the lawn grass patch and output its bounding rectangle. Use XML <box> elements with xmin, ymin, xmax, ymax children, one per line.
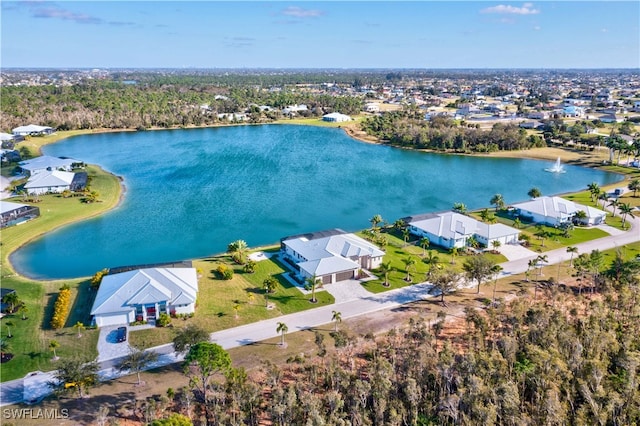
<box><xmin>129</xmin><ymin>255</ymin><xmax>335</xmax><ymax>350</ymax></box>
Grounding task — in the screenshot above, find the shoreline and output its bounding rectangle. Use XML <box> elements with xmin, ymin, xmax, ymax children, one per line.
<box><xmin>4</xmin><ymin>122</ymin><xmax>630</xmax><ymax>281</ymax></box>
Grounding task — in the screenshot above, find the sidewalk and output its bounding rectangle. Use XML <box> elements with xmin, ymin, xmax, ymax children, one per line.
<box><xmin>2</xmin><ymin>214</ymin><xmax>638</xmax><ymax>406</ymax></box>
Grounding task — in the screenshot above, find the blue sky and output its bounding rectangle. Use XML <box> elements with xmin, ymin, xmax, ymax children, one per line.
<box><xmin>2</xmin><ymin>1</ymin><xmax>639</xmax><ymax>69</ymax></box>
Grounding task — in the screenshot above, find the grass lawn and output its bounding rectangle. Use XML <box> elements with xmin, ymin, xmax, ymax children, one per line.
<box><xmin>129</xmin><ymin>254</ymin><xmax>335</xmax><ymax>350</ymax></box>
<box><xmin>273</xmin><ymin>115</ymin><xmax>366</xmax><ymax>128</ymax></box>
<box><xmin>0</xmin><ymin>164</ymin><xmax>120</xmax><ymax>382</ymax></box>
<box><xmin>358</xmin><ymin>229</ymin><xmax>507</xmax><ymax>294</ymax></box>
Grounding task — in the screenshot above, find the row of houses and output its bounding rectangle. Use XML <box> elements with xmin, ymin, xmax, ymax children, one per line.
<box><xmin>15</xmin><ymin>155</ymin><xmax>87</xmax><ymax>195</ymax></box>
<box><xmin>88</xmin><ymin>194</ymin><xmax>607</xmax><ymax>327</ymax></box>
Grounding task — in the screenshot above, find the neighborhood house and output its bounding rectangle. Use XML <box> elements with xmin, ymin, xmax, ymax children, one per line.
<box><xmin>18</xmin><ymin>156</ymin><xmax>76</xmax><ymax>176</ymax></box>
<box><xmin>24</xmin><ymin>170</ymin><xmax>87</xmax><ymax>195</ymax></box>
<box><xmin>281</xmin><ymin>229</ymin><xmax>385</xmax><ymax>285</ymax></box>
<box><xmin>0</xmin><ymin>200</ymin><xmax>40</xmax><ymax>228</ymax></box>
<box><xmin>511</xmin><ymin>196</ymin><xmax>607</xmax><ymax>226</ymax></box>
<box><xmin>90</xmin><ymin>267</ymin><xmax>199</xmax><ymax>327</ymax></box>
<box><xmin>407</xmin><ymin>211</ymin><xmax>521</xmax><ymax>249</ymax></box>
<box><xmin>11</xmin><ymin>124</ymin><xmax>54</xmax><ymax>137</ymax></box>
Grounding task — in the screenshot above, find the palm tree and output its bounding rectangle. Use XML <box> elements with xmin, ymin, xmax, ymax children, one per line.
<box><xmin>306</xmin><ymin>276</ymin><xmax>319</xmax><ymax>303</ymax></box>
<box><xmin>227</xmin><ymin>240</ymin><xmax>248</xmax><ymax>265</ymax></box>
<box><xmin>598</xmin><ymin>191</ymin><xmax>609</xmax><ymax>209</ymax></box>
<box><xmin>402</xmin><ymin>228</ymin><xmax>410</xmax><ymax>247</ymax></box>
<box><xmin>73</xmin><ymin>321</ymin><xmax>85</xmax><ymax>338</ymax></box>
<box><xmin>232</xmin><ymin>303</ymin><xmax>240</xmax><ymax>319</ymax></box>
<box><xmin>1</xmin><ymin>292</ymin><xmax>19</xmax><ymax>314</ymax></box>
<box><xmin>247</xmin><ymin>292</ymin><xmax>255</xmax><ymax>305</ymax></box>
<box><xmin>479</xmin><ymin>208</ymin><xmax>491</xmax><ymax>223</ymax></box>
<box><xmin>452</xmin><ymin>202</ymin><xmax>467</xmax><ymax>214</ymax></box>
<box><xmin>276</xmin><ymin>322</ymin><xmax>288</xmax><ymax>347</ymax></box>
<box><xmin>628</xmin><ymin>179</ymin><xmax>640</xmax><ymax>197</ymax></box>
<box><xmin>449</xmin><ymin>247</ymin><xmax>459</xmax><ymax>264</ymax></box>
<box><xmin>423</xmin><ymin>251</ymin><xmax>441</xmax><ymax>281</ymax></box>
<box><xmin>490</xmin><ymin>193</ymin><xmax>505</xmax><ymax>211</ymax></box>
<box><xmin>331</xmin><ymin>310</ymin><xmax>342</xmax><ymax>332</ymax></box>
<box><xmin>19</xmin><ymin>305</ymin><xmax>28</xmax><ymax>320</ymax></box>
<box><xmin>403</xmin><ymin>256</ymin><xmax>417</xmax><ymax>282</ymax></box>
<box><xmin>369</xmin><ymin>214</ymin><xmax>383</xmax><ymax>231</ymax></box>
<box><xmin>0</xmin><ymin>338</ymin><xmax>10</xmax><ymax>357</ymax></box>
<box><xmin>491</xmin><ymin>240</ymin><xmax>501</xmax><ymax>253</ymax></box>
<box><xmin>607</xmin><ymin>198</ymin><xmax>619</xmax><ymax>217</ymax></box>
<box><xmin>5</xmin><ymin>321</ymin><xmax>14</xmax><ymax>338</ymax></box>
<box><xmin>513</xmin><ymin>217</ymin><xmax>522</xmax><ymax>229</ymax></box>
<box><xmin>527</xmin><ymin>187</ymin><xmax>541</xmax><ymax>199</ymax></box>
<box><xmin>263</xmin><ymin>276</ymin><xmax>277</xmax><ymax>307</ymax></box>
<box><xmin>534</xmin><ymin>225</ymin><xmax>550</xmax><ymax>247</ymax></box>
<box><xmin>419</xmin><ymin>237</ymin><xmax>430</xmax><ymax>256</ymax></box>
<box><xmin>619</xmin><ymin>202</ymin><xmax>634</xmax><ymax>229</ymax></box>
<box><xmin>49</xmin><ymin>339</ymin><xmax>60</xmax><ymax>360</ymax></box>
<box><xmin>587</xmin><ymin>182</ymin><xmax>601</xmax><ymax>203</ymax></box>
<box><xmin>566</xmin><ymin>246</ymin><xmax>578</xmax><ymax>267</ymax></box>
<box><xmin>491</xmin><ymin>264</ymin><xmax>503</xmax><ymax>305</ymax></box>
<box><xmin>117</xmin><ymin>348</ymin><xmax>159</xmax><ymax>386</ymax></box>
<box><xmin>379</xmin><ymin>261</ymin><xmax>393</xmax><ymax>287</ymax></box>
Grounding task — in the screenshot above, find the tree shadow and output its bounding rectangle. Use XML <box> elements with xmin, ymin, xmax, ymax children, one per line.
<box><xmin>40</xmin><ymin>292</ymin><xmax>58</xmax><ymax>330</ymax></box>
<box><xmin>66</xmin><ymin>279</ymin><xmax>95</xmax><ymax>327</ymax></box>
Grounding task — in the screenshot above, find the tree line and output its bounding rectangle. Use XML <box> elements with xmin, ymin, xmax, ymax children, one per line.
<box><xmin>0</xmin><ymin>81</ymin><xmax>362</xmax><ymax>131</ymax></box>
<box><xmin>360</xmin><ymin>111</ymin><xmax>545</xmax><ymax>152</ymax></box>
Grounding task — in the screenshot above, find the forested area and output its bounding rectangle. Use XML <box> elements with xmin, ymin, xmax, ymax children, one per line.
<box><xmin>0</xmin><ymin>81</ymin><xmax>362</xmax><ymax>131</ymax></box>
<box><xmin>360</xmin><ymin>112</ymin><xmax>546</xmax><ymax>153</ymax></box>
<box><xmin>122</xmin><ymin>250</ymin><xmax>639</xmax><ymax>426</ymax></box>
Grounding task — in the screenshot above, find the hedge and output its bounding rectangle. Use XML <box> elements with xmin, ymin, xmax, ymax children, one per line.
<box><xmin>51</xmin><ymin>285</ymin><xmax>71</xmax><ymax>329</ymax></box>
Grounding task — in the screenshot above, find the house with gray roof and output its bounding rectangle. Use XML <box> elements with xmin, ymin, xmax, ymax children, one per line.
<box><xmin>0</xmin><ymin>201</ymin><xmax>40</xmax><ymax>228</ymax></box>
<box><xmin>12</xmin><ymin>124</ymin><xmax>54</xmax><ymax>136</ymax></box>
<box><xmin>18</xmin><ymin>155</ymin><xmax>76</xmax><ymax>176</ymax></box>
<box><xmin>281</xmin><ymin>229</ymin><xmax>385</xmax><ymax>285</ymax></box>
<box><xmin>512</xmin><ymin>196</ymin><xmax>606</xmax><ymax>226</ymax></box>
<box><xmin>407</xmin><ymin>211</ymin><xmax>520</xmax><ymax>250</ymax></box>
<box><xmin>90</xmin><ymin>268</ymin><xmax>198</xmax><ymax>327</ymax></box>
<box><xmin>24</xmin><ymin>170</ymin><xmax>75</xmax><ymax>195</ymax></box>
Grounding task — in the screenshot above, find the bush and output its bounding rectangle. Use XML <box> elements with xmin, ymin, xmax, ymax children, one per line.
<box><xmin>215</xmin><ymin>264</ymin><xmax>234</xmax><ymax>280</ymax></box>
<box><xmin>90</xmin><ymin>268</ymin><xmax>109</xmax><ymax>289</ymax></box>
<box><xmin>157</xmin><ymin>313</ymin><xmax>171</xmax><ymax>327</ymax></box>
<box><xmin>50</xmin><ymin>285</ymin><xmax>72</xmax><ymax>329</ymax></box>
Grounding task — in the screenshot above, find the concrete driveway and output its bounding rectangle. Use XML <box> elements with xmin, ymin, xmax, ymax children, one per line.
<box><xmin>97</xmin><ymin>325</ymin><xmax>132</xmax><ymax>362</ymax></box>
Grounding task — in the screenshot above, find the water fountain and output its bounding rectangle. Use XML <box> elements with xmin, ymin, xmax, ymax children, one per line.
<box><xmin>545</xmin><ymin>157</ymin><xmax>566</xmax><ymax>173</ymax></box>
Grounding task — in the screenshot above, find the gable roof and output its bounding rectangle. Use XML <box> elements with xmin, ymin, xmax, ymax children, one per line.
<box><xmin>1</xmin><ymin>201</ymin><xmax>30</xmax><ymax>215</ymax></box>
<box><xmin>409</xmin><ymin>211</ymin><xmax>519</xmax><ymax>240</ymax></box>
<box><xmin>512</xmin><ymin>196</ymin><xmax>606</xmax><ymax>219</ymax></box>
<box><xmin>19</xmin><ymin>156</ymin><xmax>76</xmax><ymax>173</ymax></box>
<box><xmin>12</xmin><ymin>124</ymin><xmax>53</xmax><ymax>134</ymax></box>
<box><xmin>24</xmin><ymin>170</ymin><xmax>75</xmax><ymax>189</ymax></box>
<box><xmin>91</xmin><ymin>268</ymin><xmax>198</xmax><ymax>315</ymax></box>
<box><xmin>284</xmin><ymin>232</ymin><xmax>385</xmax><ymax>263</ymax></box>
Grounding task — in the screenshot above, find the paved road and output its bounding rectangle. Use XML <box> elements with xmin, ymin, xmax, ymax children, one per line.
<box><xmin>1</xmin><ymin>209</ymin><xmax>637</xmax><ymax>406</ymax></box>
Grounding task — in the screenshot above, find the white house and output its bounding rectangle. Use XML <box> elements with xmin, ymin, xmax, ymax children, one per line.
<box><xmin>0</xmin><ymin>201</ymin><xmax>40</xmax><ymax>228</ymax></box>
<box><xmin>281</xmin><ymin>229</ymin><xmax>385</xmax><ymax>285</ymax></box>
<box><xmin>24</xmin><ymin>170</ymin><xmax>76</xmax><ymax>195</ymax></box>
<box><xmin>407</xmin><ymin>211</ymin><xmax>521</xmax><ymax>249</ymax></box>
<box><xmin>18</xmin><ymin>155</ymin><xmax>76</xmax><ymax>176</ymax></box>
<box><xmin>90</xmin><ymin>268</ymin><xmax>199</xmax><ymax>327</ymax></box>
<box><xmin>0</xmin><ymin>133</ymin><xmax>15</xmax><ymax>143</ymax></box>
<box><xmin>12</xmin><ymin>124</ymin><xmax>54</xmax><ymax>137</ymax></box>
<box><xmin>322</xmin><ymin>112</ymin><xmax>352</xmax><ymax>123</ymax></box>
<box><xmin>512</xmin><ymin>196</ymin><xmax>607</xmax><ymax>226</ymax></box>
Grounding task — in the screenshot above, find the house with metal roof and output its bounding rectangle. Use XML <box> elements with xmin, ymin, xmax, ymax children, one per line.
<box><xmin>90</xmin><ymin>268</ymin><xmax>198</xmax><ymax>327</ymax></box>
<box><xmin>12</xmin><ymin>124</ymin><xmax>54</xmax><ymax>136</ymax></box>
<box><xmin>18</xmin><ymin>155</ymin><xmax>76</xmax><ymax>176</ymax></box>
<box><xmin>24</xmin><ymin>170</ymin><xmax>76</xmax><ymax>195</ymax></box>
<box><xmin>512</xmin><ymin>196</ymin><xmax>607</xmax><ymax>226</ymax></box>
<box><xmin>407</xmin><ymin>211</ymin><xmax>520</xmax><ymax>249</ymax></box>
<box><xmin>0</xmin><ymin>201</ymin><xmax>40</xmax><ymax>228</ymax></box>
<box><xmin>280</xmin><ymin>229</ymin><xmax>385</xmax><ymax>285</ymax></box>
<box><xmin>322</xmin><ymin>112</ymin><xmax>352</xmax><ymax>122</ymax></box>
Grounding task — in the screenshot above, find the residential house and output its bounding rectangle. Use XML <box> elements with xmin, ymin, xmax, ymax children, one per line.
<box><xmin>600</xmin><ymin>113</ymin><xmax>624</xmax><ymax>123</ymax></box>
<box><xmin>18</xmin><ymin>155</ymin><xmax>76</xmax><ymax>176</ymax></box>
<box><xmin>0</xmin><ymin>201</ymin><xmax>40</xmax><ymax>228</ymax></box>
<box><xmin>23</xmin><ymin>170</ymin><xmax>83</xmax><ymax>195</ymax></box>
<box><xmin>563</xmin><ymin>105</ymin><xmax>585</xmax><ymax>117</ymax></box>
<box><xmin>280</xmin><ymin>229</ymin><xmax>385</xmax><ymax>285</ymax></box>
<box><xmin>406</xmin><ymin>211</ymin><xmax>520</xmax><ymax>250</ymax></box>
<box><xmin>90</xmin><ymin>268</ymin><xmax>199</xmax><ymax>327</ymax></box>
<box><xmin>12</xmin><ymin>124</ymin><xmax>54</xmax><ymax>137</ymax></box>
<box><xmin>322</xmin><ymin>112</ymin><xmax>352</xmax><ymax>123</ymax></box>
<box><xmin>512</xmin><ymin>196</ymin><xmax>607</xmax><ymax>226</ymax></box>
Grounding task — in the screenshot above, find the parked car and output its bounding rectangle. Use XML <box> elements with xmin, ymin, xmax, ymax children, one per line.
<box><xmin>116</xmin><ymin>326</ymin><xmax>127</xmax><ymax>342</ymax></box>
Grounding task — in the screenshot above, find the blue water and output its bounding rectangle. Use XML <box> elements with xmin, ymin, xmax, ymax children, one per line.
<box><xmin>11</xmin><ymin>125</ymin><xmax>621</xmax><ymax>279</ymax></box>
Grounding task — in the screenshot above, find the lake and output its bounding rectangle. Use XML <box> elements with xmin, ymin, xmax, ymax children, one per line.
<box><xmin>11</xmin><ymin>125</ymin><xmax>621</xmax><ymax>279</ymax></box>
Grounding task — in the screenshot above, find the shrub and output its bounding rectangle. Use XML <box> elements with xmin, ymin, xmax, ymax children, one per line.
<box><xmin>50</xmin><ymin>285</ymin><xmax>72</xmax><ymax>329</ymax></box>
<box><xmin>157</xmin><ymin>313</ymin><xmax>171</xmax><ymax>327</ymax></box>
<box><xmin>90</xmin><ymin>268</ymin><xmax>109</xmax><ymax>289</ymax></box>
<box><xmin>215</xmin><ymin>264</ymin><xmax>234</xmax><ymax>280</ymax></box>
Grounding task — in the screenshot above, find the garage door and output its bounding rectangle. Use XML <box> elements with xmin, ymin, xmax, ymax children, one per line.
<box><xmin>335</xmin><ymin>270</ymin><xmax>355</xmax><ymax>282</ymax></box>
<box><xmin>322</xmin><ymin>275</ymin><xmax>332</xmax><ymax>285</ymax></box>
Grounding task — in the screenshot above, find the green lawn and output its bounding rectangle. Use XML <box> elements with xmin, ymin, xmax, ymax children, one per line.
<box><xmin>129</xmin><ymin>254</ymin><xmax>335</xmax><ymax>350</ymax></box>
<box><xmin>273</xmin><ymin>115</ymin><xmax>366</xmax><ymax>128</ymax></box>
<box><xmin>358</xmin><ymin>229</ymin><xmax>506</xmax><ymax>294</ymax></box>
